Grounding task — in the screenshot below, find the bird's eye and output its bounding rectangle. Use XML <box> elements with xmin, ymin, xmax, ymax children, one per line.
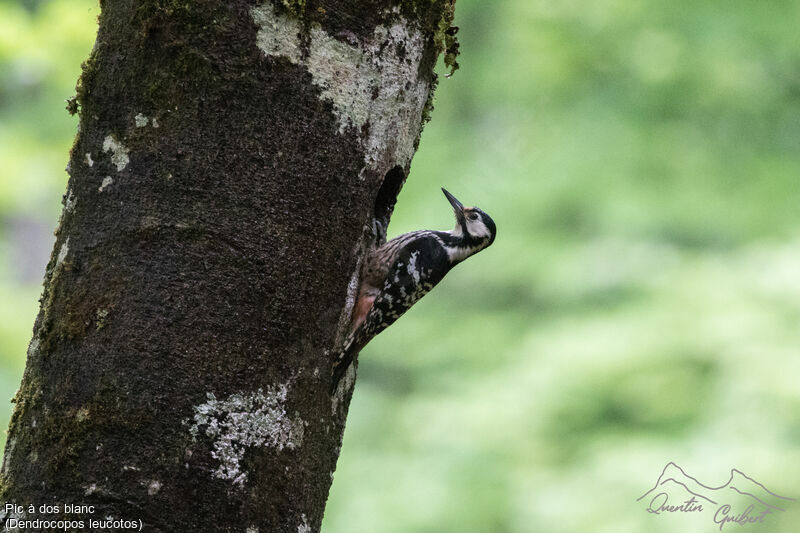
<box><xmin>468</xmin><ymin>213</ymin><xmax>479</xmax><ymax>221</ymax></box>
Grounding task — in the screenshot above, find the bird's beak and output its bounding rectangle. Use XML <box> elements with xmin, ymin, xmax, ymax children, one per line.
<box><xmin>442</xmin><ymin>188</ymin><xmax>465</xmax><ymax>223</ymax></box>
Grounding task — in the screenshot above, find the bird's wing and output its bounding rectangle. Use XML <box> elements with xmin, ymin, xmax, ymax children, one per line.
<box><xmin>360</xmin><ymin>239</ymin><xmax>449</xmax><ymax>342</ymax></box>
<box><xmin>332</xmin><ymin>236</ymin><xmax>450</xmax><ymax>387</ymax></box>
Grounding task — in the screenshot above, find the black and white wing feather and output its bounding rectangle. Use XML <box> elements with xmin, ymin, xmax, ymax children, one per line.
<box><xmin>332</xmin><ymin>235</ymin><xmax>451</xmax><ymax>386</ymax></box>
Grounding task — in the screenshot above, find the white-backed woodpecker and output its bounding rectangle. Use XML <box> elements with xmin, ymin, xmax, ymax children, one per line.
<box><xmin>332</xmin><ymin>188</ymin><xmax>496</xmax><ymax>387</ymax></box>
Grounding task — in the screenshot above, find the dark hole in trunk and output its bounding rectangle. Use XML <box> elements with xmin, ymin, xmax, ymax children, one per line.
<box><xmin>372</xmin><ymin>165</ymin><xmax>406</xmax><ymax>241</ymax></box>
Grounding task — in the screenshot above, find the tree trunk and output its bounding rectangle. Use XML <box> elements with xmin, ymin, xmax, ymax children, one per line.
<box><xmin>0</xmin><ymin>1</ymin><xmax>456</xmax><ymax>531</ymax></box>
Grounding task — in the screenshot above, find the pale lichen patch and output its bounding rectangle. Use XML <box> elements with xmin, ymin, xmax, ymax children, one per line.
<box><xmin>56</xmin><ymin>237</ymin><xmax>70</xmax><ymax>267</ymax></box>
<box><xmin>27</xmin><ymin>337</ymin><xmax>40</xmax><ymax>359</ymax></box>
<box><xmin>189</xmin><ymin>384</ymin><xmax>304</xmax><ymax>486</ymax></box>
<box><xmin>251</xmin><ymin>4</ymin><xmax>302</xmax><ymax>62</ymax></box>
<box><xmin>75</xmin><ymin>406</ymin><xmax>90</xmax><ymax>423</ymax></box>
<box><xmin>134</xmin><ymin>113</ymin><xmax>149</xmax><ymax>127</ymax></box>
<box><xmin>146</xmin><ymin>480</ymin><xmax>161</xmax><ymax>495</ymax></box>
<box><xmin>99</xmin><ymin>176</ymin><xmax>113</xmax><ymax>192</ymax></box>
<box><xmin>95</xmin><ymin>308</ymin><xmax>110</xmax><ymax>330</ymax></box>
<box><xmin>64</xmin><ymin>188</ymin><xmax>77</xmax><ymax>213</ymax></box>
<box><xmin>86</xmin><ymin>153</ymin><xmax>94</xmax><ymax>167</ymax></box>
<box><xmin>297</xmin><ymin>514</ymin><xmax>311</xmax><ymax>533</ymax></box>
<box><xmin>246</xmin><ymin>527</ymin><xmax>259</xmax><ymax>533</ymax></box>
<box><xmin>102</xmin><ymin>135</ymin><xmax>130</xmax><ymax>172</ymax></box>
<box><xmin>250</xmin><ymin>4</ymin><xmax>430</xmax><ymax>174</ymax></box>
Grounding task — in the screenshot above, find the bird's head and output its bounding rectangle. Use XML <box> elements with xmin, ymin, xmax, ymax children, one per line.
<box><xmin>442</xmin><ymin>188</ymin><xmax>496</xmax><ymax>249</ymax></box>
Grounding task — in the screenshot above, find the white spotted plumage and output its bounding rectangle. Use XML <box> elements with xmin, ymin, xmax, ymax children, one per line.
<box><xmin>331</xmin><ymin>188</ymin><xmax>497</xmax><ymax>388</ymax></box>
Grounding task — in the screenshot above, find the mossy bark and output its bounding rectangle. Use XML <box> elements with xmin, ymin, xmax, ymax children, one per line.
<box><xmin>0</xmin><ymin>0</ymin><xmax>456</xmax><ymax>531</ymax></box>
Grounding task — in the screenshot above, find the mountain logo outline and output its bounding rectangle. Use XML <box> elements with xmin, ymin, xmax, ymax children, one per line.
<box><xmin>637</xmin><ymin>461</ymin><xmax>795</xmax><ymax>530</ymax></box>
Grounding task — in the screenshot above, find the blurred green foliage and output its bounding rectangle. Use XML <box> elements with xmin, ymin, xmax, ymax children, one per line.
<box><xmin>1</xmin><ymin>0</ymin><xmax>798</xmax><ymax>531</ymax></box>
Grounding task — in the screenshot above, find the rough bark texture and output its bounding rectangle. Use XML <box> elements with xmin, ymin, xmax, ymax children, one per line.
<box><xmin>0</xmin><ymin>0</ymin><xmax>456</xmax><ymax>531</ymax></box>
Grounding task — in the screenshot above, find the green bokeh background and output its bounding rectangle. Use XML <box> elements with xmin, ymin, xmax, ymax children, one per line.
<box><xmin>1</xmin><ymin>1</ymin><xmax>799</xmax><ymax>531</ymax></box>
